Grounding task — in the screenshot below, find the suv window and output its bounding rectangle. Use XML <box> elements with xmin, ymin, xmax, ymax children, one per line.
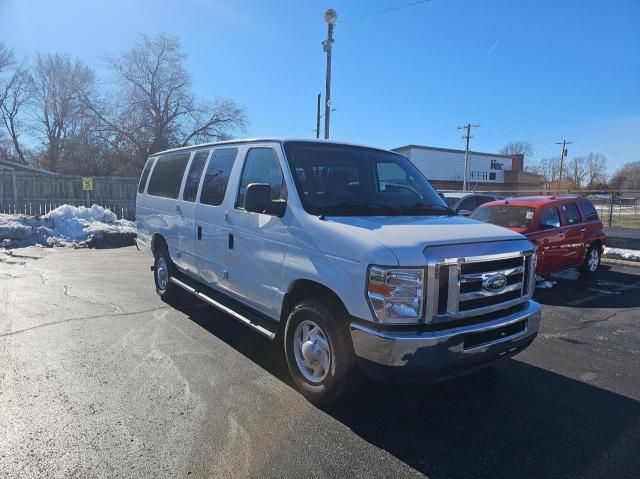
<box><xmin>236</xmin><ymin>148</ymin><xmax>286</xmax><ymax>208</ymax></box>
<box><xmin>458</xmin><ymin>196</ymin><xmax>478</xmax><ymax>212</ymax></box>
<box><xmin>561</xmin><ymin>202</ymin><xmax>582</xmax><ymax>225</ymax></box>
<box><xmin>138</xmin><ymin>157</ymin><xmax>155</xmax><ymax>194</ymax></box>
<box><xmin>182</xmin><ymin>150</ymin><xmax>209</xmax><ymax>202</ymax></box>
<box><xmin>579</xmin><ymin>199</ymin><xmax>599</xmax><ymax>221</ymax></box>
<box><xmin>147</xmin><ymin>153</ymin><xmax>191</xmax><ymax>199</ymax></box>
<box><xmin>200</xmin><ymin>147</ymin><xmax>238</xmax><ymax>206</ymax></box>
<box><xmin>539</xmin><ymin>207</ymin><xmax>561</xmax><ymax>229</ymax></box>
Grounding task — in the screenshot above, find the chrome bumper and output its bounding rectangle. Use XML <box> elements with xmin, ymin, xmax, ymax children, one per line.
<box><xmin>350</xmin><ymin>300</ymin><xmax>541</xmax><ymax>379</ymax></box>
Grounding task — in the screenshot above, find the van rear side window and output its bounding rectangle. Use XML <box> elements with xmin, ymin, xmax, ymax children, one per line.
<box><xmin>183</xmin><ymin>150</ymin><xmax>210</xmax><ymax>202</ymax></box>
<box><xmin>200</xmin><ymin>147</ymin><xmax>238</xmax><ymax>206</ymax></box>
<box><xmin>147</xmin><ymin>153</ymin><xmax>191</xmax><ymax>199</ymax></box>
<box><xmin>138</xmin><ymin>158</ymin><xmax>155</xmax><ymax>193</ymax></box>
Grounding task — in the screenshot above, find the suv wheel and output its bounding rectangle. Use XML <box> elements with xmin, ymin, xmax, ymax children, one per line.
<box><xmin>579</xmin><ymin>245</ymin><xmax>601</xmax><ymax>278</ymax></box>
<box><xmin>154</xmin><ymin>246</ymin><xmax>181</xmax><ymax>301</ymax></box>
<box><xmin>284</xmin><ymin>299</ymin><xmax>361</xmax><ymax>404</ymax></box>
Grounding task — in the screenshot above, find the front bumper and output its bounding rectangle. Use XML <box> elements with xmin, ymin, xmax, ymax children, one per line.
<box><xmin>350</xmin><ymin>300</ymin><xmax>541</xmax><ymax>381</ymax></box>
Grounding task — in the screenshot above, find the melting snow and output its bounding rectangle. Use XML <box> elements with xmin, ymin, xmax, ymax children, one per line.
<box><xmin>603</xmin><ymin>247</ymin><xmax>640</xmax><ymax>262</ymax></box>
<box><xmin>0</xmin><ymin>205</ymin><xmax>135</xmax><ymax>249</ymax></box>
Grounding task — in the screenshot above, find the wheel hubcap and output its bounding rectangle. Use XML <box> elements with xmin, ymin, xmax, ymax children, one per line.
<box><xmin>156</xmin><ymin>257</ymin><xmax>169</xmax><ymax>290</ymax></box>
<box><xmin>588</xmin><ymin>250</ymin><xmax>599</xmax><ymax>272</ymax></box>
<box><xmin>293</xmin><ymin>320</ymin><xmax>331</xmax><ymax>383</ymax></box>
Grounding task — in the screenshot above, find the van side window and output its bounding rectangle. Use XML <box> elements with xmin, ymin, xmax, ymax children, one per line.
<box><xmin>200</xmin><ymin>147</ymin><xmax>238</xmax><ymax>206</ymax></box>
<box><xmin>183</xmin><ymin>150</ymin><xmax>209</xmax><ymax>202</ymax></box>
<box><xmin>138</xmin><ymin>158</ymin><xmax>155</xmax><ymax>193</ymax></box>
<box><xmin>236</xmin><ymin>148</ymin><xmax>286</xmax><ymax>208</ymax></box>
<box><xmin>562</xmin><ymin>202</ymin><xmax>582</xmax><ymax>225</ymax></box>
<box><xmin>147</xmin><ymin>153</ymin><xmax>191</xmax><ymax>199</ymax></box>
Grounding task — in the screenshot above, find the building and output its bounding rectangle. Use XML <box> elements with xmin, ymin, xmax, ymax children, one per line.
<box><xmin>392</xmin><ymin>144</ymin><xmax>543</xmax><ymax>192</ymax></box>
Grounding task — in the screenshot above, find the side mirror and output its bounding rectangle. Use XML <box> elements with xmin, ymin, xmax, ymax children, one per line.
<box><xmin>458</xmin><ymin>209</ymin><xmax>472</xmax><ymax>216</ymax></box>
<box><xmin>244</xmin><ymin>183</ymin><xmax>286</xmax><ymax>217</ymax></box>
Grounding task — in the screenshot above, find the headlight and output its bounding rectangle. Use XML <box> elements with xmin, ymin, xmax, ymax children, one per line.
<box><xmin>367</xmin><ymin>266</ymin><xmax>424</xmax><ymax>324</ymax></box>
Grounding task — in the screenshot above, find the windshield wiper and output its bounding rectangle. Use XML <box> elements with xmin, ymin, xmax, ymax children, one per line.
<box><xmin>404</xmin><ymin>203</ymin><xmax>457</xmax><ymax>215</ymax></box>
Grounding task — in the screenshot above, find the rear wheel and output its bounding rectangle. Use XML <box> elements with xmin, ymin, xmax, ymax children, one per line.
<box><xmin>579</xmin><ymin>244</ymin><xmax>601</xmax><ymax>278</ymax></box>
<box><xmin>284</xmin><ymin>299</ymin><xmax>361</xmax><ymax>404</ymax></box>
<box><xmin>154</xmin><ymin>246</ymin><xmax>181</xmax><ymax>301</ymax></box>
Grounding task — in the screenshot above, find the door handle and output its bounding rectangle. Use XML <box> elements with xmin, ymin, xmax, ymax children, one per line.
<box><xmin>175</xmin><ymin>204</ymin><xmax>183</xmax><ymax>216</ymax></box>
<box><xmin>197</xmin><ymin>225</ymin><xmax>202</xmax><ymax>240</ymax></box>
<box><xmin>580</xmin><ymin>228</ymin><xmax>586</xmax><ymax>232</ymax></box>
<box><xmin>557</xmin><ymin>232</ymin><xmax>565</xmax><ymax>237</ymax></box>
<box><xmin>228</xmin><ymin>233</ymin><xmax>234</xmax><ymax>249</ymax></box>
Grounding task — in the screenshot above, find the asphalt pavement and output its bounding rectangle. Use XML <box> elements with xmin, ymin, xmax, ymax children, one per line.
<box><xmin>1</xmin><ymin>247</ymin><xmax>639</xmax><ymax>478</ymax></box>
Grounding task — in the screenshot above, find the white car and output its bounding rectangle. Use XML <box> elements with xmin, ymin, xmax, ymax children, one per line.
<box><xmin>136</xmin><ymin>139</ymin><xmax>541</xmax><ymax>403</ymax></box>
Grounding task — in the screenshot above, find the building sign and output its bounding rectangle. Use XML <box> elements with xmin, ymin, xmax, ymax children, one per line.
<box><xmin>82</xmin><ymin>177</ymin><xmax>93</xmax><ymax>191</ymax></box>
<box><xmin>490</xmin><ymin>159</ymin><xmax>504</xmax><ymax>170</ymax></box>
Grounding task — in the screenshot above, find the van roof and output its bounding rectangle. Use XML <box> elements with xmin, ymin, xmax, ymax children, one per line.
<box><xmin>150</xmin><ymin>138</ymin><xmax>394</xmax><ymax>158</ymax></box>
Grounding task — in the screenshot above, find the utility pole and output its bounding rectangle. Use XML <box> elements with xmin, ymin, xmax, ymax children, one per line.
<box><xmin>322</xmin><ymin>9</ymin><xmax>337</xmax><ymax>140</ymax></box>
<box><xmin>457</xmin><ymin>123</ymin><xmax>480</xmax><ymax>192</ymax></box>
<box><xmin>556</xmin><ymin>138</ymin><xmax>572</xmax><ymax>190</ymax></box>
<box><xmin>316</xmin><ymin>93</ymin><xmax>321</xmax><ymax>139</ymax></box>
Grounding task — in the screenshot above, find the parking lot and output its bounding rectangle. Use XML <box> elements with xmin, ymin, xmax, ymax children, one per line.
<box><xmin>1</xmin><ymin>246</ymin><xmax>639</xmax><ymax>479</ymax></box>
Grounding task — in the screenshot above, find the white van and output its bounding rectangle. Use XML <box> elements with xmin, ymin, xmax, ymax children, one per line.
<box><xmin>136</xmin><ymin>139</ymin><xmax>541</xmax><ymax>403</ymax></box>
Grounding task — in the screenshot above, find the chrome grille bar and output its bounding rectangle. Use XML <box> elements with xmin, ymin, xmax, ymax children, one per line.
<box><xmin>427</xmin><ymin>251</ymin><xmax>536</xmax><ymax>324</ymax></box>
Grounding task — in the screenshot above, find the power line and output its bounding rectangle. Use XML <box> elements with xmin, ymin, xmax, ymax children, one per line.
<box><xmin>339</xmin><ymin>0</ymin><xmax>431</xmax><ymax>23</ymax></box>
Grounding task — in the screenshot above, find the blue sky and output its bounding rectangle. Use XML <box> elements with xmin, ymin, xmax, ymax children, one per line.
<box><xmin>1</xmin><ymin>0</ymin><xmax>639</xmax><ymax>174</ymax></box>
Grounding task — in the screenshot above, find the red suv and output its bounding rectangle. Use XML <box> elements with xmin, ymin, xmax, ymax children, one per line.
<box><xmin>470</xmin><ymin>196</ymin><xmax>606</xmax><ymax>277</ymax></box>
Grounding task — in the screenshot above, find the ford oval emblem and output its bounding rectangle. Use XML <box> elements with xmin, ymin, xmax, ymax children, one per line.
<box><xmin>483</xmin><ymin>274</ymin><xmax>507</xmax><ymax>292</ymax></box>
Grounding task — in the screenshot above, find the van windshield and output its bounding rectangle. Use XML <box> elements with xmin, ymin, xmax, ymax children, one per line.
<box><xmin>283</xmin><ymin>142</ymin><xmax>453</xmax><ymax>216</ymax></box>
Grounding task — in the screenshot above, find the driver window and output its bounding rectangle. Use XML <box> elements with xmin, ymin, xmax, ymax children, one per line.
<box><xmin>236</xmin><ymin>148</ymin><xmax>286</xmax><ymax>209</ymax></box>
<box><xmin>540</xmin><ymin>207</ymin><xmax>561</xmax><ymax>229</ymax></box>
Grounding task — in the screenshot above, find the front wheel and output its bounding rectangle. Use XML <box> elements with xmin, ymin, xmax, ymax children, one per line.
<box><xmin>579</xmin><ymin>244</ymin><xmax>601</xmax><ymax>278</ymax></box>
<box><xmin>154</xmin><ymin>246</ymin><xmax>181</xmax><ymax>301</ymax></box>
<box><xmin>284</xmin><ymin>299</ymin><xmax>361</xmax><ymax>404</ymax></box>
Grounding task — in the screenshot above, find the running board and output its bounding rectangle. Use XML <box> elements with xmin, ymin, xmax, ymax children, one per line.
<box><xmin>169</xmin><ymin>276</ymin><xmax>277</xmax><ymax>340</ymax></box>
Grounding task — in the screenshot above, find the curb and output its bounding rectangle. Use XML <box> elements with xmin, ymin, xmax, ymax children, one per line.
<box><xmin>602</xmin><ymin>257</ymin><xmax>640</xmax><ymax>268</ymax></box>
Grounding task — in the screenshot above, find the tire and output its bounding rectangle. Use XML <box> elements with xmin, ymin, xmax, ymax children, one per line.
<box><xmin>284</xmin><ymin>299</ymin><xmax>361</xmax><ymax>404</ymax></box>
<box><xmin>579</xmin><ymin>244</ymin><xmax>601</xmax><ymax>278</ymax></box>
<box><xmin>153</xmin><ymin>245</ymin><xmax>181</xmax><ymax>301</ymax></box>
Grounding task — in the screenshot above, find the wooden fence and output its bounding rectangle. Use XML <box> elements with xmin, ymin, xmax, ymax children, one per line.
<box><xmin>0</xmin><ymin>172</ymin><xmax>138</xmax><ymax>219</ymax></box>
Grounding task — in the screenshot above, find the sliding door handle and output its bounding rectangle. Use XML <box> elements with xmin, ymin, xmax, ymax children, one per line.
<box><xmin>228</xmin><ymin>233</ymin><xmax>234</xmax><ymax>249</ymax></box>
<box><xmin>197</xmin><ymin>225</ymin><xmax>202</xmax><ymax>240</ymax></box>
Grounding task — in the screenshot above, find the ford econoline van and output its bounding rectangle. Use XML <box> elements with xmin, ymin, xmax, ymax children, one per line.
<box><xmin>136</xmin><ymin>139</ymin><xmax>541</xmax><ymax>403</ymax></box>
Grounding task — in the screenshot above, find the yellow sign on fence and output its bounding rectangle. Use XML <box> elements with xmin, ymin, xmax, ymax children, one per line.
<box><xmin>82</xmin><ymin>177</ymin><xmax>93</xmax><ymax>191</ymax></box>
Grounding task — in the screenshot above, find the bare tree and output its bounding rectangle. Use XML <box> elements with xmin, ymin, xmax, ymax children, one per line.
<box><xmin>566</xmin><ymin>157</ymin><xmax>588</xmax><ymax>189</ymax></box>
<box><xmin>29</xmin><ymin>53</ymin><xmax>95</xmax><ymax>172</ymax></box>
<box><xmin>528</xmin><ymin>157</ymin><xmax>561</xmax><ymax>188</ymax></box>
<box><xmin>0</xmin><ymin>67</ymin><xmax>31</xmax><ymax>165</ymax></box>
<box><xmin>87</xmin><ymin>33</ymin><xmax>246</xmax><ymax>171</ymax></box>
<box><xmin>583</xmin><ymin>153</ymin><xmax>607</xmax><ymax>188</ymax></box>
<box><xmin>500</xmin><ymin>141</ymin><xmax>533</xmax><ymax>157</ymax></box>
<box><xmin>0</xmin><ymin>42</ymin><xmax>13</xmax><ymax>74</ymax></box>
<box><xmin>610</xmin><ymin>161</ymin><xmax>640</xmax><ymax>190</ymax></box>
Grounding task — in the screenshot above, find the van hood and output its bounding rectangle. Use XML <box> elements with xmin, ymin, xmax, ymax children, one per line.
<box><xmin>325</xmin><ymin>215</ymin><xmax>528</xmax><ymax>264</ymax></box>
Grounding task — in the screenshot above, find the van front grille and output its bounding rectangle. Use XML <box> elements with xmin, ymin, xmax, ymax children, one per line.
<box><xmin>431</xmin><ymin>252</ymin><xmax>535</xmax><ymax>323</ymax></box>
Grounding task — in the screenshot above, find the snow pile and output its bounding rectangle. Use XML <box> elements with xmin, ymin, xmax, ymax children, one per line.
<box><xmin>603</xmin><ymin>247</ymin><xmax>640</xmax><ymax>262</ymax></box>
<box><xmin>0</xmin><ymin>204</ymin><xmax>135</xmax><ymax>249</ymax></box>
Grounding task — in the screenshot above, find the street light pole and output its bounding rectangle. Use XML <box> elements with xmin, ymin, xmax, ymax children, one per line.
<box><xmin>323</xmin><ymin>9</ymin><xmax>337</xmax><ymax>140</ymax></box>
